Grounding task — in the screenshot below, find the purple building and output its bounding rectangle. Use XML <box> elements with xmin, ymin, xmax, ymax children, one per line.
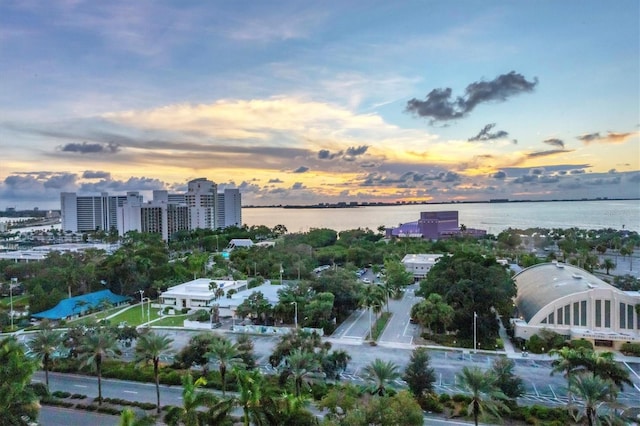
<box><xmin>385</xmin><ymin>210</ymin><xmax>486</xmax><ymax>240</ymax></box>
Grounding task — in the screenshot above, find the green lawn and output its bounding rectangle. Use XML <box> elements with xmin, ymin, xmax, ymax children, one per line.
<box><xmin>0</xmin><ymin>295</ymin><xmax>29</xmax><ymax>307</ymax></box>
<box><xmin>372</xmin><ymin>312</ymin><xmax>392</xmax><ymax>341</ymax></box>
<box><xmin>106</xmin><ymin>304</ymin><xmax>162</xmax><ymax>326</ymax></box>
<box><xmin>150</xmin><ymin>315</ymin><xmax>188</xmax><ymax>327</ymax></box>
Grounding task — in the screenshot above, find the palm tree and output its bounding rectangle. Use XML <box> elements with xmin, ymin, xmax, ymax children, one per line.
<box><xmin>135</xmin><ymin>331</ymin><xmax>174</xmax><ymax>414</ymax></box>
<box><xmin>550</xmin><ymin>346</ymin><xmax>581</xmax><ymax>404</ymax></box>
<box><xmin>0</xmin><ymin>337</ymin><xmax>39</xmax><ymax>425</ymax></box>
<box><xmin>569</xmin><ymin>373</ymin><xmax>618</xmax><ymax>426</ymax></box>
<box><xmin>578</xmin><ymin>349</ymin><xmax>632</xmax><ymax>391</ymax></box>
<box><xmin>360</xmin><ymin>285</ymin><xmax>385</xmax><ymax>341</ymax></box>
<box><xmin>234</xmin><ymin>368</ymin><xmax>277</xmax><ymax>426</ymax></box>
<box><xmin>456</xmin><ymin>366</ymin><xmax>508</xmax><ymax>426</ymax></box>
<box><xmin>601</xmin><ymin>258</ymin><xmax>616</xmax><ymax>275</ymax></box>
<box><xmin>118</xmin><ymin>408</ymin><xmax>156</xmax><ymax>426</ymax></box>
<box><xmin>164</xmin><ymin>374</ymin><xmax>220</xmax><ymax>426</ymax></box>
<box><xmin>77</xmin><ymin>329</ymin><xmax>120</xmax><ymax>405</ymax></box>
<box><xmin>284</xmin><ymin>349</ymin><xmax>320</xmax><ymax>397</ymax></box>
<box><xmin>28</xmin><ymin>328</ymin><xmax>63</xmax><ymax>390</ymax></box>
<box><xmin>206</xmin><ymin>338</ymin><xmax>244</xmax><ymax>396</ymax></box>
<box><xmin>363</xmin><ymin>358</ymin><xmax>400</xmax><ymax>396</ymax></box>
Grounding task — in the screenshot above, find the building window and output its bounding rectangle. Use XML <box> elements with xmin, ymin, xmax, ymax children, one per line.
<box><xmin>595</xmin><ymin>300</ymin><xmax>601</xmax><ymax>328</ymax></box>
<box><xmin>628</xmin><ymin>305</ymin><xmax>635</xmax><ymax>330</ymax></box>
<box><xmin>620</xmin><ymin>303</ymin><xmax>626</xmax><ymax>329</ymax></box>
<box><xmin>573</xmin><ymin>302</ymin><xmax>579</xmax><ymax>326</ymax></box>
<box><xmin>580</xmin><ymin>300</ymin><xmax>587</xmax><ymax>326</ymax></box>
<box><xmin>557</xmin><ymin>308</ymin><xmax>563</xmax><ymax>325</ymax></box>
<box><xmin>564</xmin><ymin>304</ymin><xmax>570</xmax><ymax>325</ymax></box>
<box><xmin>548</xmin><ymin>312</ymin><xmax>555</xmax><ymax>324</ymax></box>
<box><xmin>604</xmin><ymin>300</ymin><xmax>611</xmax><ymax>328</ymax></box>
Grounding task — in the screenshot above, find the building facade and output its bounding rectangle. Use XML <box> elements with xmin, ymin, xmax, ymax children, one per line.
<box><xmin>61</xmin><ymin>178</ymin><xmax>241</xmax><ymax>240</ymax></box>
<box><xmin>385</xmin><ymin>210</ymin><xmax>486</xmax><ymax>240</ymax></box>
<box><xmin>512</xmin><ymin>262</ymin><xmax>640</xmax><ymax>349</ymax></box>
<box><xmin>401</xmin><ymin>253</ymin><xmax>444</xmax><ymax>280</ymax></box>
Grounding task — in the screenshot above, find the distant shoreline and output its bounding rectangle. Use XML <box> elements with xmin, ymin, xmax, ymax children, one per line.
<box><xmin>242</xmin><ymin>197</ymin><xmax>640</xmax><ymax>209</ymax></box>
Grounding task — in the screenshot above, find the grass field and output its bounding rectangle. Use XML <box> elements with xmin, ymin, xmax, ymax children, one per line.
<box><xmin>150</xmin><ymin>315</ymin><xmax>188</xmax><ymax>327</ymax></box>
<box><xmin>372</xmin><ymin>312</ymin><xmax>392</xmax><ymax>341</ymax></box>
<box><xmin>106</xmin><ymin>304</ymin><xmax>162</xmax><ymax>326</ymax></box>
<box><xmin>0</xmin><ymin>295</ymin><xmax>29</xmax><ymax>307</ymax></box>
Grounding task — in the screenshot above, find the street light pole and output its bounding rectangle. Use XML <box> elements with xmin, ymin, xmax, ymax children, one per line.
<box><xmin>141</xmin><ymin>297</ymin><xmax>151</xmax><ymax>324</ymax></box>
<box><xmin>291</xmin><ymin>301</ymin><xmax>298</xmax><ymax>328</ymax></box>
<box><xmin>138</xmin><ymin>290</ymin><xmax>145</xmax><ymax>322</ymax></box>
<box><xmin>473</xmin><ymin>311</ymin><xmax>478</xmax><ymax>354</ymax></box>
<box><xmin>10</xmin><ymin>278</ymin><xmax>16</xmax><ymax>331</ymax></box>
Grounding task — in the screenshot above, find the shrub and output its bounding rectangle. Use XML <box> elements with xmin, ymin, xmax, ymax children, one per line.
<box><xmin>568</xmin><ymin>339</ymin><xmax>593</xmax><ymax>351</ymax></box>
<box><xmin>29</xmin><ymin>382</ymin><xmax>49</xmax><ymax>398</ymax></box>
<box><xmin>40</xmin><ymin>397</ymin><xmax>74</xmax><ymax>408</ymax></box>
<box><xmin>451</xmin><ymin>394</ymin><xmax>471</xmax><ymax>403</ymax></box>
<box><xmin>96</xmin><ymin>406</ymin><xmax>121</xmax><ymax>415</ymax></box>
<box><xmin>418</xmin><ymin>393</ymin><xmax>444</xmax><ymax>413</ymax></box>
<box><xmin>438</xmin><ymin>393</ymin><xmax>451</xmax><ymax>403</ymax></box>
<box><xmin>188</xmin><ymin>309</ymin><xmax>210</xmax><ymax>322</ymax></box>
<box><xmin>621</xmin><ymin>342</ymin><xmax>640</xmax><ymax>356</ymax></box>
<box><xmin>52</xmin><ymin>391</ymin><xmax>71</xmax><ymax>399</ymax></box>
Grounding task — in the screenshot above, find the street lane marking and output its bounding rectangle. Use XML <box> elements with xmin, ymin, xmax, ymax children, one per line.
<box><xmin>74</xmin><ymin>385</ymin><xmax>88</xmax><ymax>388</ymax></box>
<box><xmin>548</xmin><ymin>385</ymin><xmax>557</xmax><ymax>399</ymax></box>
<box><xmin>123</xmin><ymin>390</ymin><xmax>138</xmax><ymax>394</ymax></box>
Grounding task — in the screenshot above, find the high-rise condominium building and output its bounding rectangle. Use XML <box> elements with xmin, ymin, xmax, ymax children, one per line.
<box><xmin>217</xmin><ymin>188</ymin><xmax>242</xmax><ymax>228</ymax></box>
<box><xmin>186</xmin><ymin>178</ymin><xmax>218</xmax><ymax>230</ymax></box>
<box><xmin>61</xmin><ymin>179</ymin><xmax>241</xmax><ymax>240</ymax></box>
<box><xmin>60</xmin><ymin>191</ymin><xmax>143</xmax><ymax>233</ymax></box>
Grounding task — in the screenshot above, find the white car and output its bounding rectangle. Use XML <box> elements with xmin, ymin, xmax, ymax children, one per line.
<box><xmin>362</xmin><ymin>278</ymin><xmax>371</xmax><ymax>283</ymax></box>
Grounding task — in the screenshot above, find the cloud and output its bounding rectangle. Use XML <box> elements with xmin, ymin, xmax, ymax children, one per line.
<box><xmin>570</xmin><ymin>169</ymin><xmax>585</xmax><ymax>174</ymax></box>
<box><xmin>318</xmin><ymin>149</ymin><xmax>342</xmax><ymax>160</ymax></box>
<box><xmin>628</xmin><ymin>173</ymin><xmax>640</xmax><ymax>183</ymax></box>
<box><xmin>79</xmin><ymin>177</ymin><xmax>166</xmax><ymax>193</ymax></box>
<box><xmin>439</xmin><ymin>171</ymin><xmax>460</xmax><ymax>182</ymax></box>
<box><xmin>43</xmin><ymin>173</ymin><xmax>77</xmax><ymax>189</ymax></box>
<box><xmin>345</xmin><ymin>145</ymin><xmax>369</xmax><ymax>156</ymax></box>
<box><xmin>291</xmin><ymin>182</ymin><xmax>305</xmax><ymax>190</ymax></box>
<box><xmin>406</xmin><ymin>71</ymin><xmax>538</xmax><ymax>122</ymax></box>
<box><xmin>543</xmin><ymin>138</ymin><xmax>565</xmax><ymax>149</ymax></box>
<box><xmin>585</xmin><ymin>176</ymin><xmax>621</xmax><ymax>185</ymax></box>
<box><xmin>492</xmin><ymin>171</ymin><xmax>507</xmax><ymax>179</ymax></box>
<box><xmin>82</xmin><ymin>170</ymin><xmax>111</xmax><ymax>179</ymax></box>
<box><xmin>526</xmin><ymin>149</ymin><xmax>571</xmax><ymax>158</ymax></box>
<box><xmin>268</xmin><ymin>178</ymin><xmax>283</xmax><ymax>183</ymax></box>
<box><xmin>59</xmin><ymin>141</ymin><xmax>120</xmax><ymax>154</ymax></box>
<box><xmin>292</xmin><ymin>166</ymin><xmax>309</xmax><ymax>173</ymax></box>
<box><xmin>468</xmin><ymin>123</ymin><xmax>509</xmax><ymax>142</ymax></box>
<box><xmin>577</xmin><ymin>131</ymin><xmax>636</xmax><ymax>144</ymax></box>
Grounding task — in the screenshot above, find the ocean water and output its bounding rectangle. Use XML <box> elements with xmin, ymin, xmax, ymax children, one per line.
<box><xmin>3</xmin><ymin>200</ymin><xmax>638</xmax><ymax>236</ymax></box>
<box><xmin>243</xmin><ymin>200</ymin><xmax>640</xmax><ymax>235</ymax></box>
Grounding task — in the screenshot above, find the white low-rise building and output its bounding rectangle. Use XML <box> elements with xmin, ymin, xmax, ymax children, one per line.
<box><xmin>512</xmin><ymin>262</ymin><xmax>640</xmax><ymax>350</ymax></box>
<box><xmin>159</xmin><ymin>278</ymin><xmax>247</xmax><ymax>312</ymax></box>
<box><xmin>159</xmin><ymin>278</ymin><xmax>283</xmax><ymax>319</ymax></box>
<box><xmin>401</xmin><ymin>253</ymin><xmax>444</xmax><ymax>281</ymax></box>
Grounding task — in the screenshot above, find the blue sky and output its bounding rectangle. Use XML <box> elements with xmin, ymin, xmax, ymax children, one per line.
<box><xmin>1</xmin><ymin>0</ymin><xmax>639</xmax><ymax>210</ymax></box>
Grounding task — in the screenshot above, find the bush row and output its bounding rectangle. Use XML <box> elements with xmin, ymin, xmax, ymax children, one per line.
<box><xmin>102</xmin><ymin>397</ymin><xmax>156</xmax><ymax>410</ymax></box>
<box><xmin>621</xmin><ymin>342</ymin><xmax>640</xmax><ymax>356</ymax></box>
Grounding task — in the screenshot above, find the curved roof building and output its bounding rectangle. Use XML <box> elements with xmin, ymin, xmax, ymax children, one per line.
<box><xmin>512</xmin><ymin>262</ymin><xmax>640</xmax><ymax>349</ymax></box>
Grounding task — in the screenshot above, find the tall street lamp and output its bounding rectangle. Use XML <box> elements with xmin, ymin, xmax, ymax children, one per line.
<box><xmin>138</xmin><ymin>290</ymin><xmax>145</xmax><ymax>323</ymax></box>
<box><xmin>291</xmin><ymin>301</ymin><xmax>298</xmax><ymax>329</ymax></box>
<box><xmin>473</xmin><ymin>311</ymin><xmax>478</xmax><ymax>354</ymax></box>
<box><xmin>142</xmin><ymin>297</ymin><xmax>151</xmax><ymax>324</ymax></box>
<box><xmin>10</xmin><ymin>277</ymin><xmax>17</xmax><ymax>331</ymax></box>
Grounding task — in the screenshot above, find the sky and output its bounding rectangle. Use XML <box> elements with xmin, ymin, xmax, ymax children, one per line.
<box><xmin>1</xmin><ymin>1</ymin><xmax>639</xmax><ymax>210</ymax></box>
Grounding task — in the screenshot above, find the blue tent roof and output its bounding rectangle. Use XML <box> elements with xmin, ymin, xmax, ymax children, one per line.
<box><xmin>32</xmin><ymin>289</ymin><xmax>131</xmax><ymax>320</ymax></box>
